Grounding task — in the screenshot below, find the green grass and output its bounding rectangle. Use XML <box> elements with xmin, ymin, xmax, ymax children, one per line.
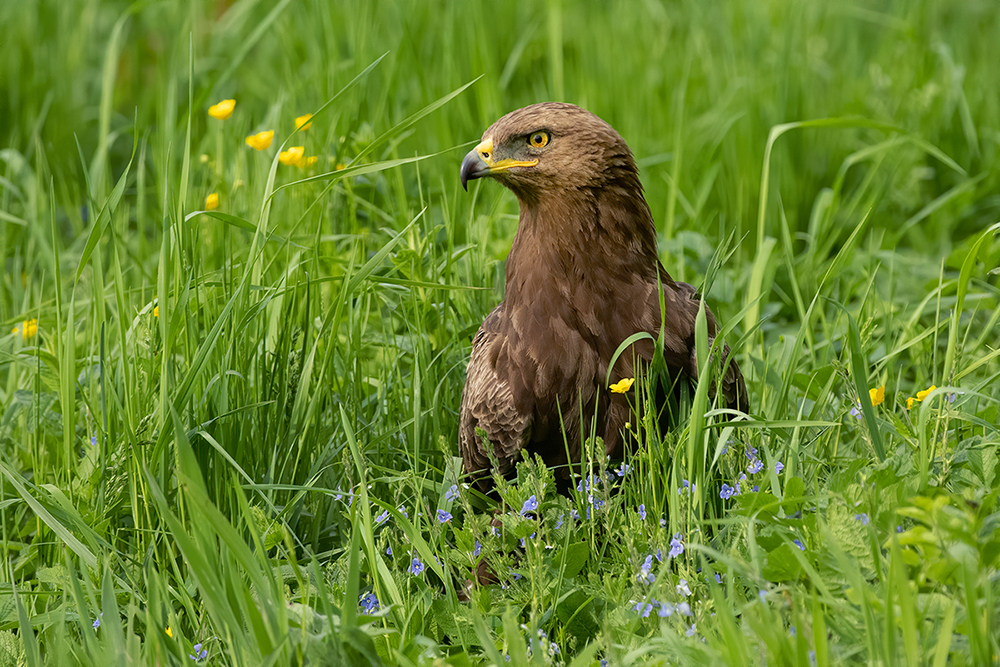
<box><xmin>2</xmin><ymin>0</ymin><xmax>999</xmax><ymax>664</ymax></box>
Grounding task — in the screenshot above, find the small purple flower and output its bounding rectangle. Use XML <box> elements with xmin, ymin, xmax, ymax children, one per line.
<box><xmin>555</xmin><ymin>514</ymin><xmax>564</xmax><ymax>529</ymax></box>
<box><xmin>90</xmin><ymin>434</ymin><xmax>98</xmax><ymax>447</ymax></box>
<box><xmin>686</xmin><ymin>624</ymin><xmax>697</xmax><ymax>637</ymax></box>
<box><xmin>637</xmin><ymin>555</ymin><xmax>655</xmax><ymax>585</ymax></box>
<box><xmin>520</xmin><ymin>495</ymin><xmax>539</xmax><ymax>516</ymax></box>
<box><xmin>444</xmin><ymin>484</ymin><xmax>459</xmax><ymax>501</ymax></box>
<box><xmin>491</xmin><ymin>524</ymin><xmax>500</xmax><ymax>536</ymax></box>
<box><xmin>676</xmin><ymin>579</ymin><xmax>691</xmax><ymax>596</ymax></box>
<box><xmin>896</xmin><ymin>525</ymin><xmax>903</xmax><ymax>533</ymax></box>
<box><xmin>408</xmin><ymin>557</ymin><xmax>425</xmax><ymax>576</ymax></box>
<box><xmin>715</xmin><ymin>573</ymin><xmax>722</xmax><ymax>583</ymax></box>
<box><xmin>790</xmin><ymin>625</ymin><xmax>796</xmax><ymax>637</ymax></box>
<box><xmin>657</xmin><ymin>601</ymin><xmax>675</xmax><ymax>617</ymax></box>
<box><xmin>637</xmin><ymin>504</ymin><xmax>647</xmax><ymax>521</ymax></box>
<box><xmin>759</xmin><ymin>589</ymin><xmax>767</xmax><ymax>602</ymax></box>
<box><xmin>189</xmin><ymin>643</ymin><xmax>208</xmax><ymax>662</ymax></box>
<box><xmin>375</xmin><ymin>509</ymin><xmax>390</xmax><ymax>525</ymax></box>
<box><xmin>677</xmin><ymin>601</ymin><xmax>692</xmax><ymax>616</ymax></box>
<box><xmin>855</xmin><ymin>513</ymin><xmax>869</xmax><ymax>526</ymax></box>
<box><xmin>570</xmin><ymin>509</ymin><xmax>580</xmax><ymax>521</ymax></box>
<box><xmin>793</xmin><ymin>539</ymin><xmax>805</xmax><ymax>551</ymax></box>
<box><xmin>386</xmin><ymin>543</ymin><xmax>393</xmax><ymax>557</ymax></box>
<box><xmin>92</xmin><ymin>613</ymin><xmax>102</xmax><ymax>630</ymax></box>
<box><xmin>359</xmin><ymin>592</ymin><xmax>380</xmax><ymax>613</ymax></box>
<box><xmin>655</xmin><ymin>548</ymin><xmax>663</xmax><ymax>562</ymax></box>
<box><xmin>668</xmin><ymin>532</ymin><xmax>684</xmax><ymax>558</ymax></box>
<box><xmin>437</xmin><ymin>509</ymin><xmax>453</xmax><ymax>523</ymax></box>
<box><xmin>849</xmin><ymin>405</ymin><xmax>862</xmax><ymax>420</ymax></box>
<box><xmin>660</xmin><ymin>518</ymin><xmax>667</xmax><ymax>527</ymax></box>
<box><xmin>474</xmin><ymin>540</ymin><xmax>481</xmax><ymax>557</ymax></box>
<box><xmin>633</xmin><ymin>601</ymin><xmax>654</xmax><ymax>618</ymax></box>
<box><xmin>397</xmin><ymin>505</ymin><xmax>408</xmax><ymax>519</ymax></box>
<box><xmin>745</xmin><ymin>446</ymin><xmax>758</xmax><ymax>460</ymax></box>
<box><xmin>720</xmin><ymin>484</ymin><xmax>735</xmax><ymax>499</ymax></box>
<box><xmin>747</xmin><ymin>459</ymin><xmax>764</xmax><ymax>475</ymax></box>
<box><xmin>615</xmin><ymin>462</ymin><xmax>631</xmax><ymax>477</ymax></box>
<box><xmin>752</xmin><ymin>485</ymin><xmax>759</xmax><ymax>492</ymax></box>
<box><xmin>775</xmin><ymin>462</ymin><xmax>785</xmax><ymax>474</ymax></box>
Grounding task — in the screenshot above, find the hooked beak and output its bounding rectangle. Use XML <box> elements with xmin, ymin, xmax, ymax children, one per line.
<box><xmin>460</xmin><ymin>138</ymin><xmax>538</xmax><ymax>191</ymax></box>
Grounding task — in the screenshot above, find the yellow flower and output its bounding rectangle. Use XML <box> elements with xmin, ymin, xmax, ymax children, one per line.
<box><xmin>335</xmin><ymin>162</ymin><xmax>346</xmax><ymax>171</ymax></box>
<box><xmin>205</xmin><ymin>193</ymin><xmax>219</xmax><ymax>210</ymax></box>
<box><xmin>153</xmin><ymin>305</ymin><xmax>159</xmax><ymax>318</ymax></box>
<box><xmin>301</xmin><ymin>155</ymin><xmax>318</xmax><ymax>169</ymax></box>
<box><xmin>907</xmin><ymin>385</ymin><xmax>937</xmax><ymax>409</ymax></box>
<box><xmin>869</xmin><ymin>385</ymin><xmax>885</xmax><ymax>407</ymax></box>
<box><xmin>279</xmin><ymin>146</ymin><xmax>304</xmax><ymax>166</ymax></box>
<box><xmin>208</xmin><ymin>99</ymin><xmax>235</xmax><ymax>120</ymax></box>
<box><xmin>609</xmin><ymin>377</ymin><xmax>635</xmax><ymax>394</ymax></box>
<box><xmin>245</xmin><ymin>130</ymin><xmax>274</xmax><ymax>151</ymax></box>
<box><xmin>165</xmin><ymin>626</ymin><xmax>173</xmax><ymax>638</ymax></box>
<box><xmin>12</xmin><ymin>318</ymin><xmax>38</xmax><ymax>340</ymax></box>
<box><xmin>295</xmin><ymin>114</ymin><xmax>313</xmax><ymax>130</ymax></box>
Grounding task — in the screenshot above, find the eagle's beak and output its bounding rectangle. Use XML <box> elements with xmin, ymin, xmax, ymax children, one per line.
<box><xmin>461</xmin><ymin>138</ymin><xmax>538</xmax><ymax>191</ymax></box>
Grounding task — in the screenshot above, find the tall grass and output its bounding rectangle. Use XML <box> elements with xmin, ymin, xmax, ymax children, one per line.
<box><xmin>1</xmin><ymin>0</ymin><xmax>998</xmax><ymax>664</ymax></box>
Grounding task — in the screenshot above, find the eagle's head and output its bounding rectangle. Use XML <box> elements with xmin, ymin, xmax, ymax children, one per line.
<box><xmin>460</xmin><ymin>102</ymin><xmax>640</xmax><ymax>205</ymax></box>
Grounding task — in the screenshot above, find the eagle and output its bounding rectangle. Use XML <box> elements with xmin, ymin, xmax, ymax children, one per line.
<box><xmin>458</xmin><ymin>102</ymin><xmax>747</xmax><ymax>494</ymax></box>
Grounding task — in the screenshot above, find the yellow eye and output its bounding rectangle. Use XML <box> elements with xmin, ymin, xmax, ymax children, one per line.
<box><xmin>528</xmin><ymin>131</ymin><xmax>549</xmax><ymax>148</ymax></box>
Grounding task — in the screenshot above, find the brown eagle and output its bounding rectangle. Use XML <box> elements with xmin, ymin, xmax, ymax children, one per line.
<box><xmin>459</xmin><ymin>102</ymin><xmax>747</xmax><ymax>493</ymax></box>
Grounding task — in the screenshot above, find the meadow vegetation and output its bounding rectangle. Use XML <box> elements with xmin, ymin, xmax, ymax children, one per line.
<box><xmin>1</xmin><ymin>1</ymin><xmax>999</xmax><ymax>664</ymax></box>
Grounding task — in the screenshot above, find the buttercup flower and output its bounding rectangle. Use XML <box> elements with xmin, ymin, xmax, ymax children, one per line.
<box><xmin>279</xmin><ymin>146</ymin><xmax>304</xmax><ymax>166</ymax></box>
<box><xmin>245</xmin><ymin>130</ymin><xmax>274</xmax><ymax>151</ymax></box>
<box><xmin>208</xmin><ymin>99</ymin><xmax>235</xmax><ymax>120</ymax></box>
<box><xmin>907</xmin><ymin>385</ymin><xmax>937</xmax><ymax>409</ymax></box>
<box><xmin>205</xmin><ymin>192</ymin><xmax>219</xmax><ymax>210</ymax></box>
<box><xmin>153</xmin><ymin>305</ymin><xmax>160</xmax><ymax>318</ymax></box>
<box><xmin>295</xmin><ymin>113</ymin><xmax>313</xmax><ymax>130</ymax></box>
<box><xmin>12</xmin><ymin>319</ymin><xmax>37</xmax><ymax>340</ymax></box>
<box><xmin>301</xmin><ymin>155</ymin><xmax>318</xmax><ymax>168</ymax></box>
<box><xmin>869</xmin><ymin>385</ymin><xmax>885</xmax><ymax>406</ymax></box>
<box><xmin>166</xmin><ymin>626</ymin><xmax>173</xmax><ymax>638</ymax></box>
<box><xmin>609</xmin><ymin>377</ymin><xmax>635</xmax><ymax>394</ymax></box>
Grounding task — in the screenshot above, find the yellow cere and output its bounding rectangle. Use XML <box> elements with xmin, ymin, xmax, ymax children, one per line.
<box><xmin>609</xmin><ymin>377</ymin><xmax>635</xmax><ymax>394</ymax></box>
<box><xmin>245</xmin><ymin>130</ymin><xmax>274</xmax><ymax>151</ymax></box>
<box><xmin>208</xmin><ymin>99</ymin><xmax>235</xmax><ymax>120</ymax></box>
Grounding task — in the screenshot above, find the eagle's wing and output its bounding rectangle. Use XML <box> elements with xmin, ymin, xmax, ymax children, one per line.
<box><xmin>664</xmin><ymin>280</ymin><xmax>749</xmax><ymax>414</ymax></box>
<box><xmin>459</xmin><ymin>303</ymin><xmax>532</xmax><ymax>486</ymax></box>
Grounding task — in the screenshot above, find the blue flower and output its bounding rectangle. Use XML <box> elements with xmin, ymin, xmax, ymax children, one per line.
<box><xmin>855</xmin><ymin>513</ymin><xmax>869</xmax><ymax>526</ymax></box>
<box><xmin>90</xmin><ymin>434</ymin><xmax>98</xmax><ymax>447</ymax></box>
<box><xmin>659</xmin><ymin>518</ymin><xmax>667</xmax><ymax>527</ymax></box>
<box><xmin>637</xmin><ymin>504</ymin><xmax>647</xmax><ymax>521</ymax></box>
<box><xmin>720</xmin><ymin>483</ymin><xmax>735</xmax><ymax>499</ymax></box>
<box><xmin>633</xmin><ymin>601</ymin><xmax>654</xmax><ymax>618</ymax></box>
<box><xmin>790</xmin><ymin>625</ymin><xmax>796</xmax><ymax>637</ymax></box>
<box><xmin>686</xmin><ymin>624</ymin><xmax>697</xmax><ymax>637</ymax></box>
<box><xmin>408</xmin><ymin>557</ymin><xmax>425</xmax><ymax>576</ymax></box>
<box><xmin>375</xmin><ymin>509</ymin><xmax>390</xmax><ymax>525</ymax></box>
<box><xmin>655</xmin><ymin>548</ymin><xmax>663</xmax><ymax>562</ymax></box>
<box><xmin>677</xmin><ymin>601</ymin><xmax>692</xmax><ymax>616</ymax></box>
<box><xmin>615</xmin><ymin>462</ymin><xmax>631</xmax><ymax>477</ymax></box>
<box><xmin>520</xmin><ymin>495</ymin><xmax>538</xmax><ymax>516</ymax></box>
<box><xmin>92</xmin><ymin>613</ymin><xmax>102</xmax><ymax>630</ymax></box>
<box><xmin>397</xmin><ymin>505</ymin><xmax>408</xmax><ymax>519</ymax></box>
<box><xmin>758</xmin><ymin>589</ymin><xmax>767</xmax><ymax>602</ymax></box>
<box><xmin>359</xmin><ymin>592</ymin><xmax>380</xmax><ymax>613</ymax></box>
<box><xmin>437</xmin><ymin>509</ymin><xmax>453</xmax><ymax>523</ymax></box>
<box><xmin>793</xmin><ymin>539</ymin><xmax>805</xmax><ymax>551</ymax></box>
<box><xmin>555</xmin><ymin>513</ymin><xmax>564</xmax><ymax>529</ymax></box>
<box><xmin>474</xmin><ymin>540</ymin><xmax>481</xmax><ymax>557</ymax></box>
<box><xmin>570</xmin><ymin>509</ymin><xmax>580</xmax><ymax>521</ymax></box>
<box><xmin>669</xmin><ymin>532</ymin><xmax>684</xmax><ymax>558</ymax></box>
<box><xmin>386</xmin><ymin>543</ymin><xmax>393</xmax><ymax>557</ymax></box>
<box><xmin>676</xmin><ymin>579</ymin><xmax>692</xmax><ymax>596</ymax></box>
<box><xmin>896</xmin><ymin>525</ymin><xmax>903</xmax><ymax>533</ymax></box>
<box><xmin>189</xmin><ymin>643</ymin><xmax>207</xmax><ymax>662</ymax></box>
<box><xmin>745</xmin><ymin>445</ymin><xmax>758</xmax><ymax>460</ymax></box>
<box><xmin>747</xmin><ymin>459</ymin><xmax>764</xmax><ymax>475</ymax></box>
<box><xmin>637</xmin><ymin>555</ymin><xmax>655</xmax><ymax>585</ymax></box>
<box><xmin>849</xmin><ymin>405</ymin><xmax>862</xmax><ymax>420</ymax></box>
<box><xmin>444</xmin><ymin>484</ymin><xmax>459</xmax><ymax>501</ymax></box>
<box><xmin>657</xmin><ymin>601</ymin><xmax>675</xmax><ymax>617</ymax></box>
<box><xmin>715</xmin><ymin>573</ymin><xmax>722</xmax><ymax>583</ymax></box>
<box><xmin>775</xmin><ymin>462</ymin><xmax>785</xmax><ymax>474</ymax></box>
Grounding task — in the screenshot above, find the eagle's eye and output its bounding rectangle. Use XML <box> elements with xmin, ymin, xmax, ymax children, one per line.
<box><xmin>528</xmin><ymin>131</ymin><xmax>550</xmax><ymax>148</ymax></box>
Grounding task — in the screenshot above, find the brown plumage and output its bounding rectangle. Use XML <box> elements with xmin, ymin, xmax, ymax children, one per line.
<box><xmin>459</xmin><ymin>102</ymin><xmax>747</xmax><ymax>492</ymax></box>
